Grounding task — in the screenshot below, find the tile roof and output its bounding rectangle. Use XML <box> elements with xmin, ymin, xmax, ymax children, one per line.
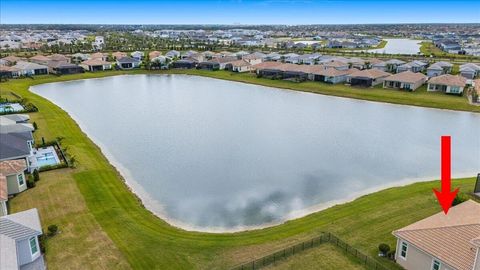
<box><xmin>475</xmin><ymin>79</ymin><xmax>480</xmax><ymax>95</ymax></box>
<box><xmin>428</xmin><ymin>74</ymin><xmax>467</xmax><ymax>87</ymax></box>
<box><xmin>0</xmin><ymin>159</ymin><xmax>27</xmax><ymax>175</ymax></box>
<box><xmin>251</xmin><ymin>61</ymin><xmax>283</xmax><ymax>70</ymax></box>
<box><xmin>13</xmin><ymin>61</ymin><xmax>48</xmax><ymax>70</ymax></box>
<box><xmin>348</xmin><ymin>68</ymin><xmax>391</xmax><ymax>79</ymax></box>
<box><xmin>229</xmin><ymin>59</ymin><xmax>251</xmax><ymax>67</ymax></box>
<box><xmin>29</xmin><ymin>55</ymin><xmax>50</xmax><ymax>61</ymax></box>
<box><xmin>81</xmin><ymin>59</ymin><xmax>110</xmax><ymax>66</ymax></box>
<box><xmin>385</xmin><ymin>71</ymin><xmax>427</xmax><ymax>83</ymax></box>
<box><xmin>148</xmin><ymin>51</ymin><xmax>162</xmax><ymax>59</ymax></box>
<box><xmin>112</xmin><ymin>52</ymin><xmax>127</xmax><ymax>59</ymax></box>
<box><xmin>394</xmin><ymin>200</ymin><xmax>480</xmax><ymax>270</ymax></box>
<box><xmin>0</xmin><ymin>174</ymin><xmax>7</xmax><ymax>201</ymax></box>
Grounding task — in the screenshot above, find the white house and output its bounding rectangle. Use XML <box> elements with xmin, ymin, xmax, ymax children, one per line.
<box><xmin>92</xmin><ymin>36</ymin><xmax>104</xmax><ymax>50</ymax></box>
<box><xmin>393</xmin><ymin>200</ymin><xmax>480</xmax><ymax>270</ymax></box>
<box><xmin>0</xmin><ymin>208</ymin><xmax>45</xmax><ymax>270</ymax></box>
<box><xmin>131</xmin><ymin>51</ymin><xmax>144</xmax><ymax>61</ymax></box>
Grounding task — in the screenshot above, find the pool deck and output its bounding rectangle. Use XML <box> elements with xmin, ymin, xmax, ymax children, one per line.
<box><xmin>0</xmin><ymin>103</ymin><xmax>25</xmax><ymax>113</ymax></box>
<box><xmin>29</xmin><ymin>146</ymin><xmax>61</xmax><ymax>169</ymax></box>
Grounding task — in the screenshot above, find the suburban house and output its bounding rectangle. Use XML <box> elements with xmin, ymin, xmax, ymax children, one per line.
<box><xmin>48</xmin><ymin>54</ymin><xmax>70</xmax><ymax>63</ymax></box>
<box><xmin>0</xmin><ymin>159</ymin><xmax>27</xmax><ymax>196</ymax></box>
<box><xmin>324</xmin><ymin>60</ymin><xmax>349</xmax><ymax>71</ymax></box>
<box><xmin>171</xmin><ymin>59</ymin><xmax>197</xmax><ymax>69</ymax></box>
<box><xmin>0</xmin><ymin>55</ymin><xmax>22</xmax><ymax>66</ymax></box>
<box><xmin>242</xmin><ymin>54</ymin><xmax>263</xmax><ymax>65</ymax></box>
<box><xmin>116</xmin><ymin>57</ymin><xmax>141</xmax><ymax>70</ymax></box>
<box><xmin>150</xmin><ymin>56</ymin><xmax>169</xmax><ymax>69</ymax></box>
<box><xmin>474</xmin><ymin>79</ymin><xmax>480</xmax><ymax>104</ymax></box>
<box><xmin>347</xmin><ymin>69</ymin><xmax>391</xmax><ymax>87</ymax></box>
<box><xmin>148</xmin><ymin>51</ymin><xmax>162</xmax><ymax>59</ymax></box>
<box><xmin>165</xmin><ymin>50</ymin><xmax>180</xmax><ymax>59</ymax></box>
<box><xmin>427</xmin><ymin>74</ymin><xmax>467</xmax><ymax>94</ymax></box>
<box><xmin>112</xmin><ymin>51</ymin><xmax>127</xmax><ymax>60</ymax></box>
<box><xmin>385</xmin><ymin>59</ymin><xmax>406</xmax><ymax>73</ymax></box>
<box><xmin>426</xmin><ymin>61</ymin><xmax>453</xmax><ymax>77</ymax></box>
<box><xmin>12</xmin><ymin>61</ymin><xmax>48</xmax><ymax>76</ymax></box>
<box><xmin>396</xmin><ymin>61</ymin><xmax>428</xmax><ymax>73</ymax></box>
<box><xmin>0</xmin><ymin>208</ymin><xmax>45</xmax><ymax>270</ymax></box>
<box><xmin>29</xmin><ymin>55</ymin><xmax>51</xmax><ymax>65</ymax></box>
<box><xmin>80</xmin><ymin>59</ymin><xmax>112</xmax><ymax>71</ymax></box>
<box><xmin>131</xmin><ymin>51</ymin><xmax>144</xmax><ymax>61</ymax></box>
<box><xmin>460</xmin><ymin>63</ymin><xmax>480</xmax><ymax>79</ymax></box>
<box><xmin>0</xmin><ymin>66</ymin><xmax>21</xmax><ymax>78</ymax></box>
<box><xmin>0</xmin><ymin>174</ymin><xmax>7</xmax><ymax>216</ymax></box>
<box><xmin>210</xmin><ymin>57</ymin><xmax>237</xmax><ymax>70</ymax></box>
<box><xmin>196</xmin><ymin>61</ymin><xmax>220</xmax><ymax>71</ymax></box>
<box><xmin>383</xmin><ymin>71</ymin><xmax>428</xmax><ymax>91</ymax></box>
<box><xmin>71</xmin><ymin>53</ymin><xmax>90</xmax><ymax>62</ymax></box>
<box><xmin>393</xmin><ymin>200</ymin><xmax>480</xmax><ymax>270</ymax></box>
<box><xmin>316</xmin><ymin>68</ymin><xmax>358</xmax><ymax>84</ymax></box>
<box><xmin>0</xmin><ymin>116</ymin><xmax>35</xmax><ymax>171</ymax></box>
<box><xmin>49</xmin><ymin>62</ymin><xmax>84</xmax><ymax>75</ymax></box>
<box><xmin>89</xmin><ymin>52</ymin><xmax>109</xmax><ymax>61</ymax></box>
<box><xmin>225</xmin><ymin>60</ymin><xmax>252</xmax><ymax>72</ymax></box>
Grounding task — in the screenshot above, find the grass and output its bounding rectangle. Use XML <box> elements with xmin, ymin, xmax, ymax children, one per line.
<box><xmin>3</xmin><ymin>72</ymin><xmax>478</xmax><ymax>269</ymax></box>
<box><xmin>264</xmin><ymin>244</ymin><xmax>368</xmax><ymax>270</ymax></box>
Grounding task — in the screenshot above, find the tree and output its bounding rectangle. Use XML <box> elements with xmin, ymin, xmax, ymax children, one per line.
<box><xmin>378</xmin><ymin>243</ymin><xmax>390</xmax><ymax>256</ymax></box>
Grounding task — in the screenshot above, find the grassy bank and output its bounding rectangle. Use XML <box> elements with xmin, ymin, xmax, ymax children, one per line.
<box><xmin>3</xmin><ymin>73</ymin><xmax>478</xmax><ymax>270</ymax></box>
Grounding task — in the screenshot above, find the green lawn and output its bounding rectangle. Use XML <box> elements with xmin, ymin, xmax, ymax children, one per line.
<box><xmin>3</xmin><ymin>72</ymin><xmax>478</xmax><ymax>270</ymax></box>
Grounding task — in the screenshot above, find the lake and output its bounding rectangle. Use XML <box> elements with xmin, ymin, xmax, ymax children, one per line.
<box><xmin>31</xmin><ymin>75</ymin><xmax>480</xmax><ymax>232</ymax></box>
<box><xmin>366</xmin><ymin>38</ymin><xmax>423</xmax><ymax>55</ymax></box>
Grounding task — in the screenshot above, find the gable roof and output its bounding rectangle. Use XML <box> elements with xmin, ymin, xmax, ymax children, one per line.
<box><xmin>428</xmin><ymin>74</ymin><xmax>467</xmax><ymax>87</ymax></box>
<box><xmin>29</xmin><ymin>55</ymin><xmax>50</xmax><ymax>62</ymax></box>
<box><xmin>81</xmin><ymin>59</ymin><xmax>110</xmax><ymax>66</ymax></box>
<box><xmin>385</xmin><ymin>71</ymin><xmax>427</xmax><ymax>83</ymax></box>
<box><xmin>394</xmin><ymin>200</ymin><xmax>480</xmax><ymax>270</ymax></box>
<box><xmin>348</xmin><ymin>68</ymin><xmax>391</xmax><ymax>79</ymax></box>
<box><xmin>13</xmin><ymin>61</ymin><xmax>48</xmax><ymax>70</ymax></box>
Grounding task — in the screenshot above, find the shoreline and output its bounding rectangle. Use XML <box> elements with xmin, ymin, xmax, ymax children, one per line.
<box><xmin>29</xmin><ymin>76</ymin><xmax>479</xmax><ymax>233</ymax></box>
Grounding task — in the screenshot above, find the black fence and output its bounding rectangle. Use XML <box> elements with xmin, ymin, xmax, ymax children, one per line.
<box><xmin>230</xmin><ymin>232</ymin><xmax>390</xmax><ymax>270</ymax></box>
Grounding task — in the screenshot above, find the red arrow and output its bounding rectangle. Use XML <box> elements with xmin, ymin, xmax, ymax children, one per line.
<box><xmin>433</xmin><ymin>136</ymin><xmax>459</xmax><ymax>214</ymax></box>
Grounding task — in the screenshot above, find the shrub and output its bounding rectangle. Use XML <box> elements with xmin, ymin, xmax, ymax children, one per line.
<box><xmin>33</xmin><ymin>169</ymin><xmax>40</xmax><ymax>182</ymax></box>
<box><xmin>27</xmin><ymin>177</ymin><xmax>36</xmax><ymax>188</ymax></box>
<box><xmin>452</xmin><ymin>193</ymin><xmax>468</xmax><ymax>206</ymax></box>
<box><xmin>33</xmin><ymin>121</ymin><xmax>38</xmax><ymax>130</ymax></box>
<box><xmin>378</xmin><ymin>243</ymin><xmax>390</xmax><ymax>256</ymax></box>
<box><xmin>48</xmin><ymin>225</ymin><xmax>58</xmax><ymax>236</ymax></box>
<box><xmin>38</xmin><ymin>235</ymin><xmax>46</xmax><ymax>253</ymax></box>
<box><xmin>387</xmin><ymin>249</ymin><xmax>396</xmax><ymax>260</ymax></box>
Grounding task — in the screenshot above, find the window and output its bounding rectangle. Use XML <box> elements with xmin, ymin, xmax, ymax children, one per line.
<box><xmin>29</xmin><ymin>237</ymin><xmax>38</xmax><ymax>255</ymax></box>
<box><xmin>400</xmin><ymin>242</ymin><xmax>408</xmax><ymax>259</ymax></box>
<box><xmin>18</xmin><ymin>174</ymin><xmax>24</xmax><ymax>186</ymax></box>
<box><xmin>431</xmin><ymin>259</ymin><xmax>441</xmax><ymax>270</ymax></box>
<box><xmin>450</xmin><ymin>86</ymin><xmax>460</xmax><ymax>93</ymax></box>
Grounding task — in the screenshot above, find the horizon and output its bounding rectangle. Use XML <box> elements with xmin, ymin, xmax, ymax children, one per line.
<box><xmin>1</xmin><ymin>0</ymin><xmax>480</xmax><ymax>25</ymax></box>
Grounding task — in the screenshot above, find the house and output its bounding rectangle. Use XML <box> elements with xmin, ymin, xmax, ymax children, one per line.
<box><xmin>29</xmin><ymin>55</ymin><xmax>50</xmax><ymax>65</ymax></box>
<box><xmin>349</xmin><ymin>58</ymin><xmax>367</xmax><ymax>70</ymax></box>
<box><xmin>165</xmin><ymin>50</ymin><xmax>180</xmax><ymax>59</ymax></box>
<box><xmin>112</xmin><ymin>52</ymin><xmax>127</xmax><ymax>60</ymax></box>
<box><xmin>0</xmin><ymin>208</ymin><xmax>45</xmax><ymax>270</ymax></box>
<box><xmin>12</xmin><ymin>62</ymin><xmax>48</xmax><ymax>76</ymax></box>
<box><xmin>242</xmin><ymin>54</ymin><xmax>263</xmax><ymax>65</ymax></box>
<box><xmin>324</xmin><ymin>60</ymin><xmax>349</xmax><ymax>71</ymax></box>
<box><xmin>171</xmin><ymin>59</ymin><xmax>197</xmax><ymax>69</ymax></box>
<box><xmin>49</xmin><ymin>62</ymin><xmax>84</xmax><ymax>75</ymax></box>
<box><xmin>225</xmin><ymin>60</ymin><xmax>252</xmax><ymax>73</ymax></box>
<box><xmin>460</xmin><ymin>63</ymin><xmax>480</xmax><ymax>79</ymax></box>
<box><xmin>150</xmin><ymin>56</ymin><xmax>169</xmax><ymax>69</ymax></box>
<box><xmin>348</xmin><ymin>69</ymin><xmax>391</xmax><ymax>87</ymax></box>
<box><xmin>396</xmin><ymin>61</ymin><xmax>428</xmax><ymax>73</ymax></box>
<box><xmin>385</xmin><ymin>59</ymin><xmax>406</xmax><ymax>73</ymax></box>
<box><xmin>427</xmin><ymin>74</ymin><xmax>467</xmax><ymax>94</ymax></box>
<box><xmin>90</xmin><ymin>52</ymin><xmax>109</xmax><ymax>61</ymax></box>
<box><xmin>0</xmin><ymin>174</ymin><xmax>7</xmax><ymax>216</ymax></box>
<box><xmin>312</xmin><ymin>67</ymin><xmax>358</xmax><ymax>84</ymax></box>
<box><xmin>148</xmin><ymin>51</ymin><xmax>162</xmax><ymax>59</ymax></box>
<box><xmin>196</xmin><ymin>61</ymin><xmax>220</xmax><ymax>71</ymax></box>
<box><xmin>0</xmin><ymin>120</ymin><xmax>35</xmax><ymax>172</ymax></box>
<box><xmin>71</xmin><ymin>53</ymin><xmax>90</xmax><ymax>62</ymax></box>
<box><xmin>116</xmin><ymin>57</ymin><xmax>141</xmax><ymax>70</ymax></box>
<box><xmin>210</xmin><ymin>57</ymin><xmax>237</xmax><ymax>70</ymax></box>
<box><xmin>393</xmin><ymin>200</ymin><xmax>480</xmax><ymax>270</ymax></box>
<box><xmin>0</xmin><ymin>159</ymin><xmax>27</xmax><ymax>196</ymax></box>
<box><xmin>80</xmin><ymin>59</ymin><xmax>112</xmax><ymax>72</ymax></box>
<box><xmin>48</xmin><ymin>54</ymin><xmax>70</xmax><ymax>63</ymax></box>
<box><xmin>426</xmin><ymin>61</ymin><xmax>453</xmax><ymax>77</ymax></box>
<box><xmin>383</xmin><ymin>71</ymin><xmax>427</xmax><ymax>91</ymax></box>
<box><xmin>0</xmin><ymin>55</ymin><xmax>22</xmax><ymax>66</ymax></box>
<box><xmin>0</xmin><ymin>66</ymin><xmax>21</xmax><ymax>78</ymax></box>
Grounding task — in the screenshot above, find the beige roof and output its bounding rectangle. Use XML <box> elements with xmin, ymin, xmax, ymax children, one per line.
<box><xmin>49</xmin><ymin>54</ymin><xmax>69</xmax><ymax>62</ymax></box>
<box><xmin>112</xmin><ymin>52</ymin><xmax>127</xmax><ymax>59</ymax></box>
<box><xmin>0</xmin><ymin>66</ymin><xmax>20</xmax><ymax>72</ymax></box>
<box><xmin>474</xmin><ymin>79</ymin><xmax>480</xmax><ymax>95</ymax></box>
<box><xmin>367</xmin><ymin>58</ymin><xmax>385</xmax><ymax>65</ymax></box>
<box><xmin>349</xmin><ymin>68</ymin><xmax>391</xmax><ymax>79</ymax></box>
<box><xmin>1</xmin><ymin>56</ymin><xmax>22</xmax><ymax>63</ymax></box>
<box><xmin>148</xmin><ymin>51</ymin><xmax>162</xmax><ymax>59</ymax></box>
<box><xmin>29</xmin><ymin>55</ymin><xmax>50</xmax><ymax>61</ymax></box>
<box><xmin>385</xmin><ymin>71</ymin><xmax>427</xmax><ymax>84</ymax></box>
<box><xmin>81</xmin><ymin>59</ymin><xmax>110</xmax><ymax>66</ymax></box>
<box><xmin>320</xmin><ymin>67</ymin><xmax>358</xmax><ymax>77</ymax></box>
<box><xmin>90</xmin><ymin>52</ymin><xmax>108</xmax><ymax>59</ymax></box>
<box><xmin>0</xmin><ymin>174</ymin><xmax>7</xmax><ymax>201</ymax></box>
<box><xmin>210</xmin><ymin>57</ymin><xmax>237</xmax><ymax>64</ymax></box>
<box><xmin>0</xmin><ymin>159</ymin><xmax>27</xmax><ymax>176</ymax></box>
<box><xmin>325</xmin><ymin>60</ymin><xmax>348</xmax><ymax>68</ymax></box>
<box><xmin>251</xmin><ymin>61</ymin><xmax>283</xmax><ymax>70</ymax></box>
<box><xmin>428</xmin><ymin>74</ymin><xmax>467</xmax><ymax>87</ymax></box>
<box><xmin>230</xmin><ymin>59</ymin><xmax>251</xmax><ymax>67</ymax></box>
<box><xmin>394</xmin><ymin>200</ymin><xmax>480</xmax><ymax>270</ymax></box>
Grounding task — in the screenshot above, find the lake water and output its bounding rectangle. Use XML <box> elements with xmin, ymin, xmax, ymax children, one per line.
<box><xmin>31</xmin><ymin>75</ymin><xmax>480</xmax><ymax>232</ymax></box>
<box><xmin>366</xmin><ymin>39</ymin><xmax>423</xmax><ymax>55</ymax></box>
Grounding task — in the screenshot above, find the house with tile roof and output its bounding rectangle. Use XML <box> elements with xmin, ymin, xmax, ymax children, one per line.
<box><xmin>393</xmin><ymin>200</ymin><xmax>480</xmax><ymax>270</ymax></box>
<box><xmin>428</xmin><ymin>74</ymin><xmax>467</xmax><ymax>94</ymax></box>
<box><xmin>0</xmin><ymin>208</ymin><xmax>45</xmax><ymax>270</ymax></box>
<box><xmin>347</xmin><ymin>69</ymin><xmax>391</xmax><ymax>87</ymax></box>
<box><xmin>0</xmin><ymin>159</ymin><xmax>27</xmax><ymax>196</ymax></box>
<box><xmin>383</xmin><ymin>71</ymin><xmax>428</xmax><ymax>91</ymax></box>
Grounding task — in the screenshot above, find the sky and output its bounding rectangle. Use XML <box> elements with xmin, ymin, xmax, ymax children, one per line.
<box><xmin>1</xmin><ymin>0</ymin><xmax>479</xmax><ymax>25</ymax></box>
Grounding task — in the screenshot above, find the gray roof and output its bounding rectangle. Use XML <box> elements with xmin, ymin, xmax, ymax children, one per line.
<box><xmin>0</xmin><ymin>209</ymin><xmax>42</xmax><ymax>270</ymax></box>
<box><xmin>13</xmin><ymin>61</ymin><xmax>48</xmax><ymax>71</ymax></box>
<box><xmin>116</xmin><ymin>56</ymin><xmax>141</xmax><ymax>64</ymax></box>
<box><xmin>0</xmin><ymin>114</ymin><xmax>30</xmax><ymax>123</ymax></box>
<box><xmin>0</xmin><ymin>123</ymin><xmax>34</xmax><ymax>134</ymax></box>
<box><xmin>0</xmin><ymin>132</ymin><xmax>33</xmax><ymax>160</ymax></box>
